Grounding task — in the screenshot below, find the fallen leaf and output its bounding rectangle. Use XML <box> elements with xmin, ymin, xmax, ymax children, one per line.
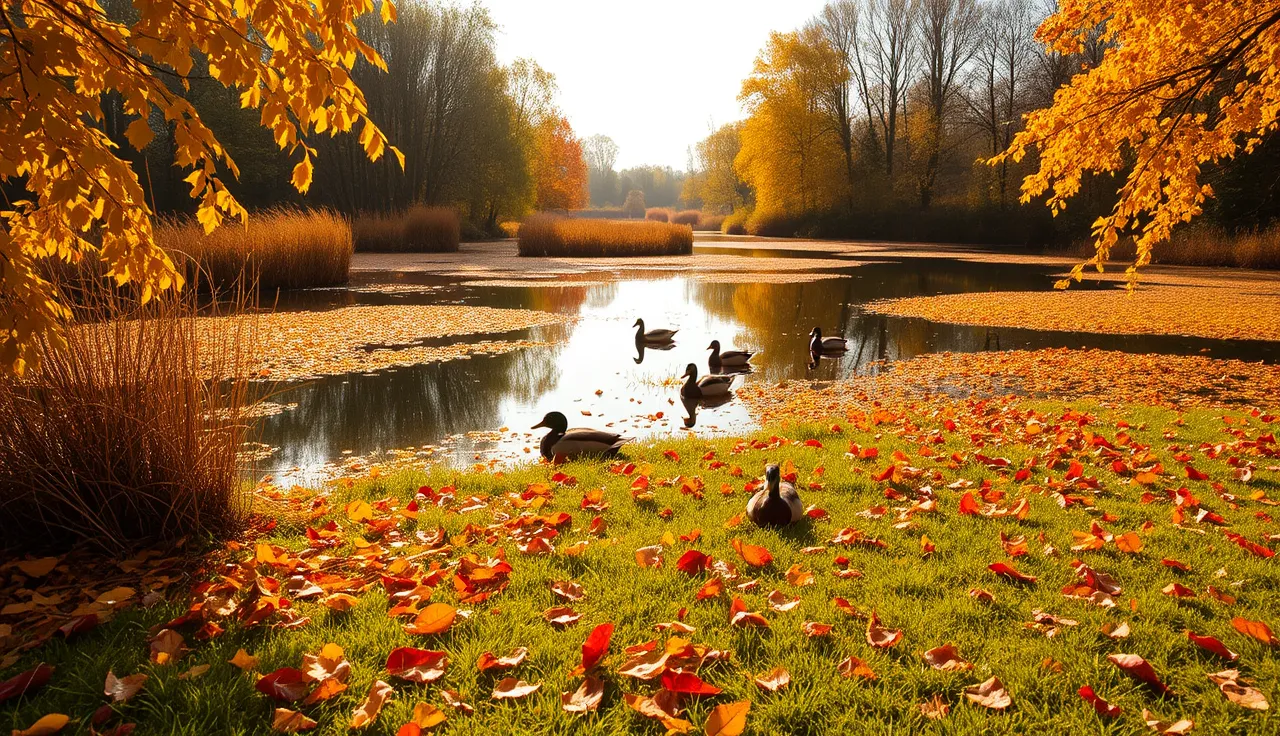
<box><xmin>386</xmin><ymin>647</ymin><xmax>450</xmax><ymax>683</ymax></box>
<box><xmin>662</xmin><ymin>670</ymin><xmax>722</xmax><ymax>696</ymax></box>
<box><xmin>492</xmin><ymin>677</ymin><xmax>541</xmax><ymax>700</ymax></box>
<box><xmin>753</xmin><ymin>666</ymin><xmax>790</xmax><ymax>691</ymax></box>
<box><xmin>229</xmin><ymin>649</ymin><xmax>259</xmax><ymax>671</ymax></box>
<box><xmin>730</xmin><ymin>538</ymin><xmax>773</xmax><ymax>567</ymax></box>
<box><xmin>576</xmin><ymin>622</ymin><xmax>614</xmax><ymax>674</ymax></box>
<box><xmin>1207</xmin><ymin>669</ymin><xmax>1269</xmax><ymax>710</ymax></box>
<box><xmin>704</xmin><ymin>700</ymin><xmax>750</xmax><ymax>736</ymax></box>
<box><xmin>16</xmin><ymin>558</ymin><xmax>58</xmax><ymax>578</ymax></box>
<box><xmin>920</xmin><ymin>694</ymin><xmax>950</xmax><ymax>719</ymax></box>
<box><xmin>988</xmin><ymin>561</ymin><xmax>1036</xmax><ymax>584</ymax></box>
<box><xmin>104</xmin><ymin>671</ymin><xmax>147</xmax><ymax>703</ymax></box>
<box><xmin>963</xmin><ymin>676</ymin><xmax>1011</xmax><ymax>710</ymax></box>
<box><xmin>440</xmin><ymin>689</ymin><xmax>474</xmax><ymax>715</ymax></box>
<box><xmin>350</xmin><ymin>679</ymin><xmax>394</xmax><ymax>729</ymax></box>
<box><xmin>1078</xmin><ymin>685</ymin><xmax>1121</xmax><ymax>717</ymax></box>
<box><xmin>561</xmin><ymin>675</ymin><xmax>604</xmax><ymax>713</ymax></box>
<box><xmin>1108</xmin><ymin>653</ymin><xmax>1171</xmax><ymax>693</ymax></box>
<box><xmin>1231</xmin><ymin>616</ymin><xmax>1278</xmax><ymax>646</ymax></box>
<box><xmin>12</xmin><ymin>713</ymin><xmax>69</xmax><ymax>736</ymax></box>
<box><xmin>302</xmin><ymin>643</ymin><xmax>350</xmax><ymax>683</ymax></box>
<box><xmin>837</xmin><ymin>654</ymin><xmax>877</xmax><ymax>680</ymax></box>
<box><xmin>272</xmin><ymin>708</ymin><xmax>318</xmax><ymax>733</ymax></box>
<box><xmin>0</xmin><ymin>663</ymin><xmax>54</xmax><ymax>704</ymax></box>
<box><xmin>866</xmin><ymin>610</ymin><xmax>902</xmax><ymax>648</ymax></box>
<box><xmin>404</xmin><ymin>604</ymin><xmax>457</xmax><ymax>635</ymax></box>
<box><xmin>1141</xmin><ymin>708</ymin><xmax>1194</xmax><ymax>734</ymax></box>
<box><xmin>256</xmin><ymin>668</ymin><xmax>312</xmax><ymax>702</ymax></box>
<box><xmin>1186</xmin><ymin>631</ymin><xmax>1237</xmax><ymax>661</ymax></box>
<box><xmin>544</xmin><ymin>606</ymin><xmax>582</xmax><ymax>627</ymax></box>
<box><xmin>922</xmin><ymin>644</ymin><xmax>972</xmax><ymax>671</ymax></box>
<box><xmin>550</xmin><ymin>581</ymin><xmax>585</xmax><ymax>602</ymax></box>
<box><xmin>396</xmin><ymin>702</ymin><xmax>447</xmax><ymax>734</ymax></box>
<box><xmin>148</xmin><ymin>629</ymin><xmax>185</xmax><ymax>665</ymax></box>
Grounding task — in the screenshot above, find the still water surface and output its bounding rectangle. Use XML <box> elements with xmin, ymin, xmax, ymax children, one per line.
<box><xmin>255</xmin><ymin>252</ymin><xmax>1280</xmax><ymax>475</ymax></box>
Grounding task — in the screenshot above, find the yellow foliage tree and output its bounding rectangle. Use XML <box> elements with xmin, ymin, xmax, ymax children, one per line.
<box><xmin>736</xmin><ymin>28</ymin><xmax>848</xmax><ymax>221</ymax></box>
<box><xmin>996</xmin><ymin>0</ymin><xmax>1280</xmax><ymax>286</ymax></box>
<box><xmin>1</xmin><ymin>0</ymin><xmax>401</xmax><ymax>374</ymax></box>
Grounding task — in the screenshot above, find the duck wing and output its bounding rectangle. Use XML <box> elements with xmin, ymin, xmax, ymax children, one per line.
<box><xmin>554</xmin><ymin>428</ymin><xmax>631</xmax><ymax>456</ymax></box>
<box><xmin>779</xmin><ymin>482</ymin><xmax>804</xmax><ymax>522</ymax></box>
<box><xmin>721</xmin><ymin>350</ymin><xmax>753</xmax><ymax>362</ymax></box>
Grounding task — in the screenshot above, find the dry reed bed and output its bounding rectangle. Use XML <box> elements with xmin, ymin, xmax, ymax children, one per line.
<box><xmin>867</xmin><ymin>283</ymin><xmax>1280</xmax><ymax>342</ymax></box>
<box><xmin>197</xmin><ymin>304</ymin><xmax>571</xmax><ymax>381</ymax></box>
<box><xmin>158</xmin><ymin>208</ymin><xmax>352</xmax><ymax>291</ymax></box>
<box><xmin>0</xmin><ymin>292</ymin><xmax>254</xmax><ymax>552</ymax></box>
<box><xmin>353</xmin><ymin>206</ymin><xmax>460</xmax><ymax>253</ymax></box>
<box><xmin>516</xmin><ymin>215</ymin><xmax>693</xmax><ymax>257</ymax></box>
<box><xmin>1071</xmin><ymin>224</ymin><xmax>1280</xmax><ymax>269</ymax></box>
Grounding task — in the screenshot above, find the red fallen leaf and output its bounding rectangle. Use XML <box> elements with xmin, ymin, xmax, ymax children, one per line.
<box><xmin>57</xmin><ymin>614</ymin><xmax>98</xmax><ymax>639</ymax></box>
<box><xmin>1206</xmin><ymin>586</ymin><xmax>1237</xmax><ymax>605</ymax></box>
<box><xmin>1078</xmin><ymin>685</ymin><xmax>1121</xmax><ymax>717</ymax></box>
<box><xmin>1231</xmin><ymin>617</ymin><xmax>1279</xmax><ymax>646</ymax></box>
<box><xmin>958</xmin><ymin>492</ymin><xmax>981</xmax><ymax>515</ymax></box>
<box><xmin>922</xmin><ymin>643</ymin><xmax>972</xmax><ymax>671</ymax></box>
<box><xmin>386</xmin><ymin>648</ymin><xmax>450</xmax><ymax>683</ymax></box>
<box><xmin>1162</xmin><ymin>583</ymin><xmax>1196</xmax><ymax>598</ymax></box>
<box><xmin>968</xmin><ymin>588</ymin><xmax>995</xmax><ymax>603</ymax></box>
<box><xmin>256</xmin><ymin>668</ymin><xmax>312</xmax><ymax>702</ymax></box>
<box><xmin>730</xmin><ymin>538</ymin><xmax>773</xmax><ymax>567</ymax></box>
<box><xmin>866</xmin><ymin>610</ymin><xmax>902</xmax><ymax>648</ymax></box>
<box><xmin>805</xmin><ymin>506</ymin><xmax>829</xmax><ymax>519</ymax></box>
<box><xmin>575</xmin><ymin>622</ymin><xmax>614</xmax><ymax>675</ymax></box>
<box><xmin>661</xmin><ymin>670</ymin><xmax>722</xmax><ymax>696</ymax></box>
<box><xmin>663</xmin><ymin>449</ymin><xmax>681</xmax><ymax>461</ymax></box>
<box><xmin>1187</xmin><ymin>631</ymin><xmax>1238</xmax><ymax>661</ymax></box>
<box><xmin>801</xmin><ymin>621</ymin><xmax>833</xmax><ymax>637</ymax></box>
<box><xmin>804</xmin><ymin>438</ymin><xmax>823</xmax><ymax>448</ymax></box>
<box><xmin>989</xmin><ymin>561</ymin><xmax>1036</xmax><ymax>584</ymax></box>
<box><xmin>728</xmin><ymin>596</ymin><xmax>769</xmax><ymax>628</ymax></box>
<box><xmin>1161</xmin><ymin>558</ymin><xmax>1191</xmax><ymax>572</ymax></box>
<box><xmin>1107</xmin><ymin>653</ymin><xmax>1171</xmax><ymax>693</ymax></box>
<box><xmin>587</xmin><ymin>516</ymin><xmax>606</xmax><ymax>535</ymax></box>
<box><xmin>676</xmin><ymin>550</ymin><xmax>710</xmax><ymax>575</ymax></box>
<box><xmin>0</xmin><ymin>664</ymin><xmax>53</xmax><ymax>704</ymax></box>
<box><xmin>837</xmin><ymin>654</ymin><xmax>877</xmax><ymax>680</ymax></box>
<box><xmin>1185</xmin><ymin>466</ymin><xmax>1209</xmax><ymax>481</ymax></box>
<box><xmin>697</xmin><ymin>577</ymin><xmax>724</xmax><ymax>600</ymax></box>
<box><xmin>544</xmin><ymin>607</ymin><xmax>582</xmax><ymax>627</ymax></box>
<box><xmin>873</xmin><ymin>464</ymin><xmax>896</xmax><ymax>482</ymax></box>
<box><xmin>476</xmin><ymin>647</ymin><xmax>528</xmax><ymax>672</ymax></box>
<box><xmin>832</xmin><ymin>597</ymin><xmax>862</xmax><ymax>617</ymax></box>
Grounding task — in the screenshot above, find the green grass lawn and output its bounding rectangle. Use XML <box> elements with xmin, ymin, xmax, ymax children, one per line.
<box><xmin>3</xmin><ymin>400</ymin><xmax>1277</xmax><ymax>735</ymax></box>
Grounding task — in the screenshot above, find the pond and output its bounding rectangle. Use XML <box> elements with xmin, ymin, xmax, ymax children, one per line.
<box><xmin>252</xmin><ymin>245</ymin><xmax>1280</xmax><ymax>478</ymax></box>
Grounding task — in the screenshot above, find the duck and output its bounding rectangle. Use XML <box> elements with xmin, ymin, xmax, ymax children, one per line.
<box><xmin>746</xmin><ymin>463</ymin><xmax>804</xmax><ymax>528</ymax></box>
<box><xmin>707</xmin><ymin>339</ymin><xmax>754</xmax><ymax>369</ymax></box>
<box><xmin>679</xmin><ymin>363</ymin><xmax>736</xmax><ymax>400</ymax></box>
<box><xmin>532</xmin><ymin>411</ymin><xmax>631</xmax><ymax>461</ymax></box>
<box><xmin>634</xmin><ymin>319</ymin><xmax>677</xmax><ymax>343</ymax></box>
<box><xmin>809</xmin><ymin>327</ymin><xmax>848</xmax><ymax>353</ymax></box>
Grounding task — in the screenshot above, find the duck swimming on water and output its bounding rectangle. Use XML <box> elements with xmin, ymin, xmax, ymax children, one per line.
<box><xmin>679</xmin><ymin>363</ymin><xmax>736</xmax><ymax>400</ymax></box>
<box><xmin>809</xmin><ymin>327</ymin><xmax>848</xmax><ymax>353</ymax></box>
<box><xmin>707</xmin><ymin>339</ymin><xmax>754</xmax><ymax>369</ymax></box>
<box><xmin>634</xmin><ymin>319</ymin><xmax>678</xmax><ymax>343</ymax></box>
<box><xmin>532</xmin><ymin>411</ymin><xmax>631</xmax><ymax>461</ymax></box>
<box><xmin>746</xmin><ymin>463</ymin><xmax>803</xmax><ymax>528</ymax></box>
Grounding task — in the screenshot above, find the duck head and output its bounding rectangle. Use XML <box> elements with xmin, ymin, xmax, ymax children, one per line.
<box><xmin>764</xmin><ymin>463</ymin><xmax>781</xmax><ymax>494</ymax></box>
<box><xmin>681</xmin><ymin>362</ymin><xmax>698</xmax><ymax>380</ymax></box>
<box><xmin>633</xmin><ymin>318</ymin><xmax>644</xmax><ymax>329</ymax></box>
<box><xmin>707</xmin><ymin>339</ymin><xmax>721</xmax><ymax>352</ymax></box>
<box><xmin>810</xmin><ymin>327</ymin><xmax>822</xmax><ymax>338</ymax></box>
<box><xmin>532</xmin><ymin>411</ymin><xmax>568</xmax><ymax>433</ymax></box>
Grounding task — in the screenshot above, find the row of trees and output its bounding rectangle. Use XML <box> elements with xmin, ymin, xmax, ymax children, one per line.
<box><xmin>581</xmin><ymin>135</ymin><xmax>688</xmax><ymax>210</ymax></box>
<box><xmin>134</xmin><ymin>2</ymin><xmax>588</xmax><ymax>230</ymax></box>
<box><xmin>682</xmin><ymin>0</ymin><xmax>1280</xmax><ymax>244</ymax></box>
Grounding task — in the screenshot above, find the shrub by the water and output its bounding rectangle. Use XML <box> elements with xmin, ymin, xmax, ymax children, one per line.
<box><xmin>721</xmin><ymin>209</ymin><xmax>750</xmax><ymax>235</ymax></box>
<box><xmin>159</xmin><ymin>208</ymin><xmax>352</xmax><ymax>290</ymax></box>
<box><xmin>645</xmin><ymin>207</ymin><xmax>672</xmax><ymax>223</ymax></box>
<box><xmin>516</xmin><ymin>215</ymin><xmax>693</xmax><ymax>257</ymax></box>
<box><xmin>353</xmin><ymin>206</ymin><xmax>461</xmax><ymax>253</ymax></box>
<box><xmin>0</xmin><ymin>287</ymin><xmax>255</xmax><ymax>553</ymax></box>
<box><xmin>670</xmin><ymin>210</ymin><xmax>700</xmax><ymax>226</ymax></box>
<box><xmin>695</xmin><ymin>213</ymin><xmax>726</xmax><ymax>231</ymax></box>
<box><xmin>621</xmin><ymin>190</ymin><xmax>647</xmax><ymax>219</ymax></box>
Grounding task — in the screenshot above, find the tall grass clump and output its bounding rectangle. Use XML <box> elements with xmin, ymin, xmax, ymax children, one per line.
<box><xmin>353</xmin><ymin>206</ymin><xmax>461</xmax><ymax>253</ymax></box>
<box><xmin>516</xmin><ymin>215</ymin><xmax>693</xmax><ymax>257</ymax></box>
<box><xmin>1069</xmin><ymin>223</ymin><xmax>1280</xmax><ymax>269</ymax></box>
<box><xmin>645</xmin><ymin>207</ymin><xmax>672</xmax><ymax>223</ymax></box>
<box><xmin>695</xmin><ymin>213</ymin><xmax>726</xmax><ymax>231</ymax></box>
<box><xmin>670</xmin><ymin>210</ymin><xmax>700</xmax><ymax>226</ymax></box>
<box><xmin>159</xmin><ymin>208</ymin><xmax>352</xmax><ymax>291</ymax></box>
<box><xmin>0</xmin><ymin>284</ymin><xmax>256</xmax><ymax>553</ymax></box>
<box><xmin>721</xmin><ymin>209</ymin><xmax>749</xmax><ymax>235</ymax></box>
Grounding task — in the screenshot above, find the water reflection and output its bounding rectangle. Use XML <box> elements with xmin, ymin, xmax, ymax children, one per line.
<box><xmin>254</xmin><ymin>258</ymin><xmax>1280</xmax><ymax>476</ymax></box>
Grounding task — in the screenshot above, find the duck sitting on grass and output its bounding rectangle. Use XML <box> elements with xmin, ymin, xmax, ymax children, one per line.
<box><xmin>679</xmin><ymin>363</ymin><xmax>737</xmax><ymax>401</ymax></box>
<box><xmin>532</xmin><ymin>411</ymin><xmax>631</xmax><ymax>462</ymax></box>
<box><xmin>634</xmin><ymin>318</ymin><xmax>678</xmax><ymax>343</ymax></box>
<box><xmin>746</xmin><ymin>463</ymin><xmax>803</xmax><ymax>527</ymax></box>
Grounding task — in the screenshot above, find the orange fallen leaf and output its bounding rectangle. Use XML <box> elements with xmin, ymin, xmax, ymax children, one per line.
<box><xmin>404</xmin><ymin>603</ymin><xmax>457</xmax><ymax>635</ymax></box>
<box><xmin>1231</xmin><ymin>616</ymin><xmax>1278</xmax><ymax>646</ymax></box>
<box><xmin>922</xmin><ymin>644</ymin><xmax>972</xmax><ymax>671</ymax></box>
<box><xmin>866</xmin><ymin>610</ymin><xmax>902</xmax><ymax>648</ymax></box>
<box><xmin>704</xmin><ymin>700</ymin><xmax>750</xmax><ymax>736</ymax></box>
<box><xmin>386</xmin><ymin>647</ymin><xmax>450</xmax><ymax>683</ymax></box>
<box><xmin>1207</xmin><ymin>669</ymin><xmax>1269</xmax><ymax>710</ymax></box>
<box><xmin>492</xmin><ymin>677</ymin><xmax>541</xmax><ymax>700</ymax></box>
<box><xmin>753</xmin><ymin>666</ymin><xmax>790</xmax><ymax>691</ymax></box>
<box><xmin>12</xmin><ymin>714</ymin><xmax>69</xmax><ymax>736</ymax></box>
<box><xmin>730</xmin><ymin>538</ymin><xmax>773</xmax><ymax>567</ymax></box>
<box><xmin>350</xmin><ymin>679</ymin><xmax>394</xmax><ymax>729</ymax></box>
<box><xmin>837</xmin><ymin>654</ymin><xmax>876</xmax><ymax>680</ymax></box>
<box><xmin>103</xmin><ymin>671</ymin><xmax>146</xmax><ymax>703</ymax></box>
<box><xmin>963</xmin><ymin>676</ymin><xmax>1011</xmax><ymax>710</ymax></box>
<box><xmin>272</xmin><ymin>708</ymin><xmax>318</xmax><ymax>733</ymax></box>
<box><xmin>561</xmin><ymin>675</ymin><xmax>604</xmax><ymax>713</ymax></box>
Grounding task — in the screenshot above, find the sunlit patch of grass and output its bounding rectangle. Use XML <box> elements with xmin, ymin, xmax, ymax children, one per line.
<box><xmin>516</xmin><ymin>215</ymin><xmax>693</xmax><ymax>257</ymax></box>
<box><xmin>352</xmin><ymin>207</ymin><xmax>460</xmax><ymax>253</ymax></box>
<box><xmin>159</xmin><ymin>208</ymin><xmax>352</xmax><ymax>290</ymax></box>
<box><xmin>4</xmin><ymin>400</ymin><xmax>1276</xmax><ymax>734</ymax></box>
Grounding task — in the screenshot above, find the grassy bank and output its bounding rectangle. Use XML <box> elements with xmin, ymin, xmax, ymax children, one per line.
<box><xmin>517</xmin><ymin>215</ymin><xmax>693</xmax><ymax>257</ymax></box>
<box><xmin>1067</xmin><ymin>223</ymin><xmax>1280</xmax><ymax>270</ymax></box>
<box><xmin>160</xmin><ymin>208</ymin><xmax>352</xmax><ymax>290</ymax></box>
<box><xmin>3</xmin><ymin>398</ymin><xmax>1276</xmax><ymax>734</ymax></box>
<box><xmin>353</xmin><ymin>207</ymin><xmax>461</xmax><ymax>253</ymax></box>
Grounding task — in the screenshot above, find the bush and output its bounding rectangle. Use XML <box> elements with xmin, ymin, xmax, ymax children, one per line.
<box><xmin>645</xmin><ymin>208</ymin><xmax>672</xmax><ymax>223</ymax></box>
<box><xmin>721</xmin><ymin>210</ymin><xmax>750</xmax><ymax>235</ymax></box>
<box><xmin>695</xmin><ymin>213</ymin><xmax>725</xmax><ymax>231</ymax></box>
<box><xmin>0</xmin><ymin>287</ymin><xmax>255</xmax><ymax>552</ymax></box>
<box><xmin>670</xmin><ymin>210</ymin><xmax>700</xmax><ymax>226</ymax></box>
<box><xmin>516</xmin><ymin>215</ymin><xmax>693</xmax><ymax>257</ymax></box>
<box><xmin>1068</xmin><ymin>223</ymin><xmax>1280</xmax><ymax>269</ymax></box>
<box><xmin>353</xmin><ymin>206</ymin><xmax>460</xmax><ymax>253</ymax></box>
<box><xmin>159</xmin><ymin>208</ymin><xmax>352</xmax><ymax>291</ymax></box>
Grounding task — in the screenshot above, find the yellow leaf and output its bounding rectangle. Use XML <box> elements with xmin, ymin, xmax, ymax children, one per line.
<box><xmin>229</xmin><ymin>649</ymin><xmax>259</xmax><ymax>670</ymax></box>
<box><xmin>704</xmin><ymin>700</ymin><xmax>750</xmax><ymax>736</ymax></box>
<box><xmin>291</xmin><ymin>155</ymin><xmax>313</xmax><ymax>194</ymax></box>
<box><xmin>13</xmin><ymin>713</ymin><xmax>69</xmax><ymax>736</ymax></box>
<box><xmin>125</xmin><ymin>117</ymin><xmax>154</xmax><ymax>151</ymax></box>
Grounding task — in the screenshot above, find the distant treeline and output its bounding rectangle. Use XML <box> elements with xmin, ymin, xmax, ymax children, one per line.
<box><xmin>91</xmin><ymin>0</ymin><xmax>587</xmax><ymax>236</ymax></box>
<box><xmin>667</xmin><ymin>0</ymin><xmax>1280</xmax><ymax>250</ymax></box>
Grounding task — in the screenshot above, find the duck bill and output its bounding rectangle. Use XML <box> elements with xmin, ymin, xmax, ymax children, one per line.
<box><xmin>531</xmin><ymin>420</ymin><xmax>548</xmax><ymax>429</ymax></box>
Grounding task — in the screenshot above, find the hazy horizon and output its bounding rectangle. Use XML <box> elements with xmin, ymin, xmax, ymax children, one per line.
<box><xmin>484</xmin><ymin>0</ymin><xmax>825</xmax><ymax>172</ymax></box>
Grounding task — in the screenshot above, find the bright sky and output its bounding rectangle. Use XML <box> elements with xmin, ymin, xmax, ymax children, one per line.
<box><xmin>484</xmin><ymin>0</ymin><xmax>825</xmax><ymax>171</ymax></box>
